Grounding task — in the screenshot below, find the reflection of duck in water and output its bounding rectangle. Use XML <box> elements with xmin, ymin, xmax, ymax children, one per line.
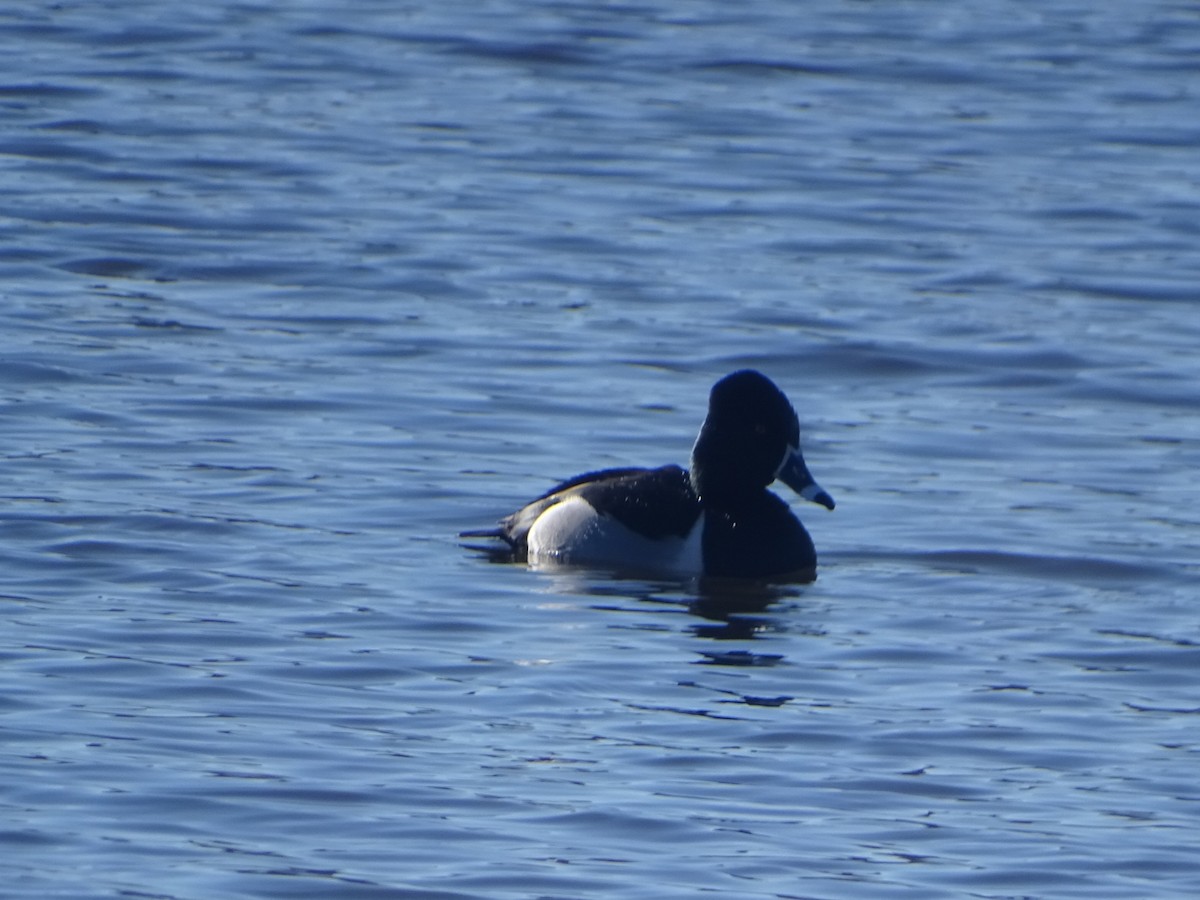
<box><xmin>462</xmin><ymin>370</ymin><xmax>834</xmax><ymax>581</ymax></box>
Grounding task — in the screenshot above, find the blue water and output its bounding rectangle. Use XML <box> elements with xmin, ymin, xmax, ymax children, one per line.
<box><xmin>3</xmin><ymin>1</ymin><xmax>1199</xmax><ymax>898</ymax></box>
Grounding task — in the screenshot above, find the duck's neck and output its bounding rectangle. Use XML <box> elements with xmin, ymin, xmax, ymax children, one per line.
<box><xmin>689</xmin><ymin>465</ymin><xmax>767</xmax><ymax>512</ymax></box>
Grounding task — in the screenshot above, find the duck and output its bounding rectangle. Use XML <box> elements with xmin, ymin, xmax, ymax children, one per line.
<box><xmin>461</xmin><ymin>369</ymin><xmax>834</xmax><ymax>580</ymax></box>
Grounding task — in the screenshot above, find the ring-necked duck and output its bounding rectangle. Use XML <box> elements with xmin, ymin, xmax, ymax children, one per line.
<box><xmin>461</xmin><ymin>369</ymin><xmax>834</xmax><ymax>580</ymax></box>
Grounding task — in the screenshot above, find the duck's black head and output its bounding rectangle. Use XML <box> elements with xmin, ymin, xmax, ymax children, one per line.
<box><xmin>690</xmin><ymin>369</ymin><xmax>834</xmax><ymax>511</ymax></box>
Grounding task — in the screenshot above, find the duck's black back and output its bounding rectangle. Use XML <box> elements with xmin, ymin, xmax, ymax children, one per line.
<box><xmin>575</xmin><ymin>465</ymin><xmax>699</xmax><ymax>540</ymax></box>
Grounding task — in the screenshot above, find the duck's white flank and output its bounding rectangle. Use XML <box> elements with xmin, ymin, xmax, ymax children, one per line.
<box><xmin>527</xmin><ymin>495</ymin><xmax>705</xmax><ymax>575</ymax></box>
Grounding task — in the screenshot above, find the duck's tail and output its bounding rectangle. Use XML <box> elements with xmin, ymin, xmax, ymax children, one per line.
<box><xmin>458</xmin><ymin>527</ymin><xmax>505</xmax><ymax>540</ymax></box>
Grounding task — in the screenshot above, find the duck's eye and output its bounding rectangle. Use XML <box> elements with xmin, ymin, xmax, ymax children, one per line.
<box><xmin>754</xmin><ymin>422</ymin><xmax>768</xmax><ymax>436</ymax></box>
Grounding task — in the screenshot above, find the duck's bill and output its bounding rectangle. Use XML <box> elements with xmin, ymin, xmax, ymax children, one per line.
<box><xmin>777</xmin><ymin>449</ymin><xmax>835</xmax><ymax>510</ymax></box>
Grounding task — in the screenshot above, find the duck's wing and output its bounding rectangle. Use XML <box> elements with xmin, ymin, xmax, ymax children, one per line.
<box><xmin>459</xmin><ymin>466</ymin><xmax>675</xmax><ymax>555</ymax></box>
<box><xmin>522</xmin><ymin>466</ymin><xmax>655</xmax><ymax>504</ymax></box>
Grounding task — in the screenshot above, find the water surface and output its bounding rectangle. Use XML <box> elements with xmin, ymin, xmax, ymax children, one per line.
<box><xmin>2</xmin><ymin>1</ymin><xmax>1199</xmax><ymax>898</ymax></box>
